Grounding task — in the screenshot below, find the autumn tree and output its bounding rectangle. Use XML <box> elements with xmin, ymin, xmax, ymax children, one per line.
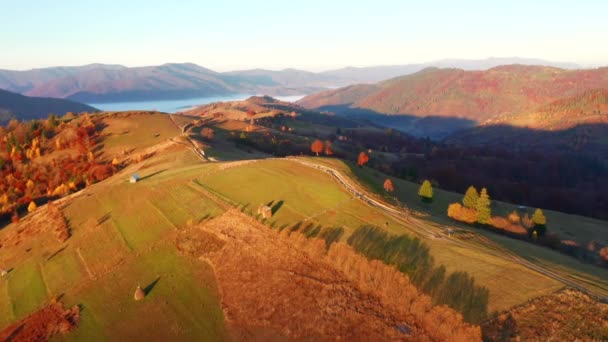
<box><xmin>418</xmin><ymin>180</ymin><xmax>433</xmax><ymax>202</ymax></box>
<box><xmin>383</xmin><ymin>178</ymin><xmax>394</xmax><ymax>192</ymax></box>
<box><xmin>357</xmin><ymin>151</ymin><xmax>369</xmax><ymax>167</ymax></box>
<box><xmin>532</xmin><ymin>208</ymin><xmax>547</xmax><ymax>236</ymax></box>
<box><xmin>324</xmin><ymin>140</ymin><xmax>333</xmax><ymax>155</ymax></box>
<box><xmin>508</xmin><ymin>210</ymin><xmax>521</xmax><ymax>224</ymax></box>
<box><xmin>476</xmin><ymin>188</ymin><xmax>491</xmax><ymax>224</ymax></box>
<box><xmin>27</xmin><ymin>201</ymin><xmax>37</xmax><ymax>212</ymax></box>
<box><xmin>310</xmin><ymin>139</ymin><xmax>323</xmax><ymax>156</ymax></box>
<box><xmin>462</xmin><ymin>186</ymin><xmax>479</xmax><ymax>209</ymax></box>
<box><xmin>200</xmin><ymin>127</ymin><xmax>214</xmax><ymax>141</ymax></box>
<box><xmin>600</xmin><ymin>247</ymin><xmax>608</xmax><ymax>263</ymax></box>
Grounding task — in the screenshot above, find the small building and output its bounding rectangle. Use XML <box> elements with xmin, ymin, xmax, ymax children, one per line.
<box><xmin>130</xmin><ymin>174</ymin><xmax>140</xmax><ymax>183</ymax></box>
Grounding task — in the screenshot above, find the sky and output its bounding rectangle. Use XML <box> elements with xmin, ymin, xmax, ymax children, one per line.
<box><xmin>1</xmin><ymin>0</ymin><xmax>607</xmax><ymax>71</ymax></box>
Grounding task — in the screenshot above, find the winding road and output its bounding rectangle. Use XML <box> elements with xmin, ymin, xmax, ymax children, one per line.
<box><xmin>286</xmin><ymin>157</ymin><xmax>608</xmax><ymax>303</ymax></box>
<box><xmin>169</xmin><ymin>115</ymin><xmax>607</xmax><ymax>303</ymax></box>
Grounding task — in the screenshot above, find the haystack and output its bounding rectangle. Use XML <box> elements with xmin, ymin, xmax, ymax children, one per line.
<box><xmin>257</xmin><ymin>205</ymin><xmax>272</xmax><ymax>219</ymax></box>
<box><xmin>134</xmin><ymin>285</ymin><xmax>145</xmax><ymax>300</ymax></box>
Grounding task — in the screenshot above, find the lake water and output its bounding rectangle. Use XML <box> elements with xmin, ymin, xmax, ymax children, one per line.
<box><xmin>88</xmin><ymin>94</ymin><xmax>306</xmax><ymax>113</ymax></box>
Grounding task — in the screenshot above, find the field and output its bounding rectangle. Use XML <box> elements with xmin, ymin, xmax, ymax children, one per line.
<box><xmin>1</xmin><ymin>111</ymin><xmax>607</xmax><ymax>339</ymax></box>
<box><xmin>199</xmin><ymin>158</ymin><xmax>568</xmax><ymax>311</ymax></box>
<box><xmin>308</xmin><ymin>157</ymin><xmax>608</xmax><ymax>298</ymax></box>
<box><xmin>0</xmin><ymin>114</ymin><xmax>227</xmax><ymax>340</ymax></box>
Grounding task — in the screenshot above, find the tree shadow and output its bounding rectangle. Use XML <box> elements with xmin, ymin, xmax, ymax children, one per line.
<box><xmin>144</xmin><ymin>276</ymin><xmax>161</xmax><ymax>295</ymax></box>
<box><xmin>47</xmin><ymin>245</ymin><xmax>68</xmax><ymax>261</ymax></box>
<box><xmin>271</xmin><ymin>200</ymin><xmax>284</xmax><ymax>215</ymax></box>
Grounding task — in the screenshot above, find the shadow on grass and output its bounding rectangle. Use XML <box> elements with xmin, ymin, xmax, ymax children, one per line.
<box><xmin>144</xmin><ymin>276</ymin><xmax>161</xmax><ymax>295</ymax></box>
<box><xmin>140</xmin><ymin>169</ymin><xmax>168</xmax><ymax>182</ymax></box>
<box><xmin>47</xmin><ymin>246</ymin><xmax>68</xmax><ymax>261</ymax></box>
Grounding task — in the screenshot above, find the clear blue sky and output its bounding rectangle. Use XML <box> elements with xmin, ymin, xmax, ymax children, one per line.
<box><xmin>1</xmin><ymin>0</ymin><xmax>606</xmax><ymax>71</ymax></box>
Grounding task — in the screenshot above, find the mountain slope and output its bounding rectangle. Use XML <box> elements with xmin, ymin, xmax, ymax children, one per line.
<box><xmin>483</xmin><ymin>89</ymin><xmax>608</xmax><ymax>129</ymax></box>
<box><xmin>320</xmin><ymin>57</ymin><xmax>581</xmax><ymax>84</ymax></box>
<box><xmin>445</xmin><ymin>89</ymin><xmax>608</xmax><ymax>157</ymax></box>
<box><xmin>0</xmin><ymin>88</ymin><xmax>97</xmax><ymax>122</ymax></box>
<box><xmin>299</xmin><ymin>66</ymin><xmax>608</xmax><ymax>122</ymax></box>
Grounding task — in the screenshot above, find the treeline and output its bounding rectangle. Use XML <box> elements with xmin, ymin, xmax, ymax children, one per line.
<box><xmin>448</xmin><ymin>186</ymin><xmax>608</xmax><ymax>270</ymax></box>
<box><xmin>347</xmin><ymin>225</ymin><xmax>489</xmax><ymax>323</ymax></box>
<box><xmin>234</xmin><ymin>112</ymin><xmax>608</xmax><ymax>219</ymax></box>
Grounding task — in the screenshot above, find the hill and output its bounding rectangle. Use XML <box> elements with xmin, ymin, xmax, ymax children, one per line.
<box><xmin>445</xmin><ymin>90</ymin><xmax>608</xmax><ymax>159</ymax></box>
<box><xmin>483</xmin><ymin>88</ymin><xmax>608</xmax><ymax>130</ymax></box>
<box><xmin>0</xmin><ymin>111</ymin><xmax>607</xmax><ymax>340</ymax></box>
<box><xmin>0</xmin><ymin>59</ymin><xmax>586</xmax><ymax>104</ymax></box>
<box><xmin>0</xmin><ymin>88</ymin><xmax>97</xmax><ymax>122</ymax></box>
<box><xmin>0</xmin><ymin>64</ymin><xmax>345</xmax><ymax>103</ymax></box>
<box><xmin>299</xmin><ymin>65</ymin><xmax>608</xmax><ymax>122</ymax></box>
<box><xmin>320</xmin><ymin>57</ymin><xmax>581</xmax><ymax>84</ymax></box>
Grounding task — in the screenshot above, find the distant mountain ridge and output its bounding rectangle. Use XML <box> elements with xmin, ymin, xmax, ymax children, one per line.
<box><xmin>0</xmin><ymin>57</ymin><xmax>586</xmax><ymax>103</ymax></box>
<box><xmin>0</xmin><ymin>88</ymin><xmax>97</xmax><ymax>123</ymax></box>
<box><xmin>298</xmin><ymin>65</ymin><xmax>608</xmax><ymax>122</ymax></box>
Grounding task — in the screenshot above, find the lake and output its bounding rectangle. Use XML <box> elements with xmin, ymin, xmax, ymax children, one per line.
<box><xmin>88</xmin><ymin>94</ymin><xmax>306</xmax><ymax>113</ymax></box>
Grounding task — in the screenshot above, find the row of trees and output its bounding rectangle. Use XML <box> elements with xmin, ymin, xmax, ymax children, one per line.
<box><xmin>448</xmin><ymin>186</ymin><xmax>547</xmax><ymax>237</ymax></box>
<box><xmin>347</xmin><ymin>225</ymin><xmax>489</xmax><ymax>323</ymax></box>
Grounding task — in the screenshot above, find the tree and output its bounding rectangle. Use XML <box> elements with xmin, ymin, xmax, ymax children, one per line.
<box><xmin>418</xmin><ymin>180</ymin><xmax>433</xmax><ymax>202</ymax></box>
<box><xmin>600</xmin><ymin>247</ymin><xmax>608</xmax><ymax>263</ymax></box>
<box><xmin>508</xmin><ymin>210</ymin><xmax>521</xmax><ymax>224</ymax></box>
<box><xmin>476</xmin><ymin>188</ymin><xmax>491</xmax><ymax>224</ymax></box>
<box><xmin>462</xmin><ymin>186</ymin><xmax>479</xmax><ymax>209</ymax></box>
<box><xmin>27</xmin><ymin>201</ymin><xmax>37</xmax><ymax>212</ymax></box>
<box><xmin>532</xmin><ymin>208</ymin><xmax>547</xmax><ymax>236</ymax></box>
<box><xmin>310</xmin><ymin>139</ymin><xmax>323</xmax><ymax>156</ymax></box>
<box><xmin>357</xmin><ymin>152</ymin><xmax>369</xmax><ymax>167</ymax></box>
<box><xmin>200</xmin><ymin>127</ymin><xmax>214</xmax><ymax>141</ymax></box>
<box><xmin>383</xmin><ymin>178</ymin><xmax>394</xmax><ymax>192</ymax></box>
<box><xmin>324</xmin><ymin>140</ymin><xmax>333</xmax><ymax>155</ymax></box>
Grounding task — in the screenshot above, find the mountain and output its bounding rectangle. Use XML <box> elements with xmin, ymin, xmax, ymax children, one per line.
<box><xmin>299</xmin><ymin>65</ymin><xmax>608</xmax><ymax>122</ymax></box>
<box><xmin>320</xmin><ymin>57</ymin><xmax>581</xmax><ymax>84</ymax></box>
<box><xmin>0</xmin><ymin>58</ymin><xmax>586</xmax><ymax>104</ymax></box>
<box><xmin>444</xmin><ymin>89</ymin><xmax>608</xmax><ymax>157</ymax></box>
<box><xmin>0</xmin><ymin>88</ymin><xmax>97</xmax><ymax>122</ymax></box>
<box><xmin>482</xmin><ymin>88</ymin><xmax>608</xmax><ymax>130</ymax></box>
<box><xmin>0</xmin><ymin>64</ymin><xmax>343</xmax><ymax>103</ymax></box>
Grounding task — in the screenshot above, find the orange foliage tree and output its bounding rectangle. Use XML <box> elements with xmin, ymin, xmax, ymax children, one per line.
<box><xmin>310</xmin><ymin>139</ymin><xmax>324</xmax><ymax>156</ymax></box>
<box><xmin>383</xmin><ymin>178</ymin><xmax>394</xmax><ymax>192</ymax></box>
<box><xmin>324</xmin><ymin>140</ymin><xmax>333</xmax><ymax>155</ymax></box>
<box><xmin>357</xmin><ymin>152</ymin><xmax>369</xmax><ymax>167</ymax></box>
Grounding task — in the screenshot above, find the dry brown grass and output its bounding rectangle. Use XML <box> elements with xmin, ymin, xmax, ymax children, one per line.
<box><xmin>0</xmin><ymin>299</ymin><xmax>80</xmax><ymax>341</ymax></box>
<box><xmin>178</xmin><ymin>209</ymin><xmax>481</xmax><ymax>341</ymax></box>
<box><xmin>482</xmin><ymin>288</ymin><xmax>608</xmax><ymax>341</ymax></box>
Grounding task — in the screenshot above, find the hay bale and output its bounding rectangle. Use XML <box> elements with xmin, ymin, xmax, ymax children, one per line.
<box><xmin>257</xmin><ymin>205</ymin><xmax>272</xmax><ymax>219</ymax></box>
<box><xmin>134</xmin><ymin>285</ymin><xmax>145</xmax><ymax>301</ymax></box>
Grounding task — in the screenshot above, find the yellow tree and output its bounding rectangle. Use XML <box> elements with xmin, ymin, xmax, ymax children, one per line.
<box><xmin>476</xmin><ymin>188</ymin><xmax>491</xmax><ymax>224</ymax></box>
<box><xmin>418</xmin><ymin>180</ymin><xmax>433</xmax><ymax>202</ymax></box>
<box><xmin>532</xmin><ymin>208</ymin><xmax>547</xmax><ymax>236</ymax></box>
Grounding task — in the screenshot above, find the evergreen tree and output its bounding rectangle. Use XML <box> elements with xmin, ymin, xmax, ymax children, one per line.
<box><xmin>476</xmin><ymin>188</ymin><xmax>491</xmax><ymax>224</ymax></box>
<box><xmin>532</xmin><ymin>208</ymin><xmax>547</xmax><ymax>236</ymax></box>
<box><xmin>462</xmin><ymin>186</ymin><xmax>479</xmax><ymax>209</ymax></box>
<box><xmin>418</xmin><ymin>180</ymin><xmax>433</xmax><ymax>202</ymax></box>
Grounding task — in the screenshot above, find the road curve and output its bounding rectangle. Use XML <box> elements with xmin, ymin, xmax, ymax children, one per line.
<box><xmin>286</xmin><ymin>157</ymin><xmax>608</xmax><ymax>303</ymax></box>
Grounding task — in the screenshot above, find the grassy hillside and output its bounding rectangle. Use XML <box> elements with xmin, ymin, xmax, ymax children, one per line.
<box><xmin>1</xmin><ymin>112</ymin><xmax>607</xmax><ymax>340</ymax></box>
<box><xmin>298</xmin><ymin>65</ymin><xmax>608</xmax><ymax>122</ymax></box>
